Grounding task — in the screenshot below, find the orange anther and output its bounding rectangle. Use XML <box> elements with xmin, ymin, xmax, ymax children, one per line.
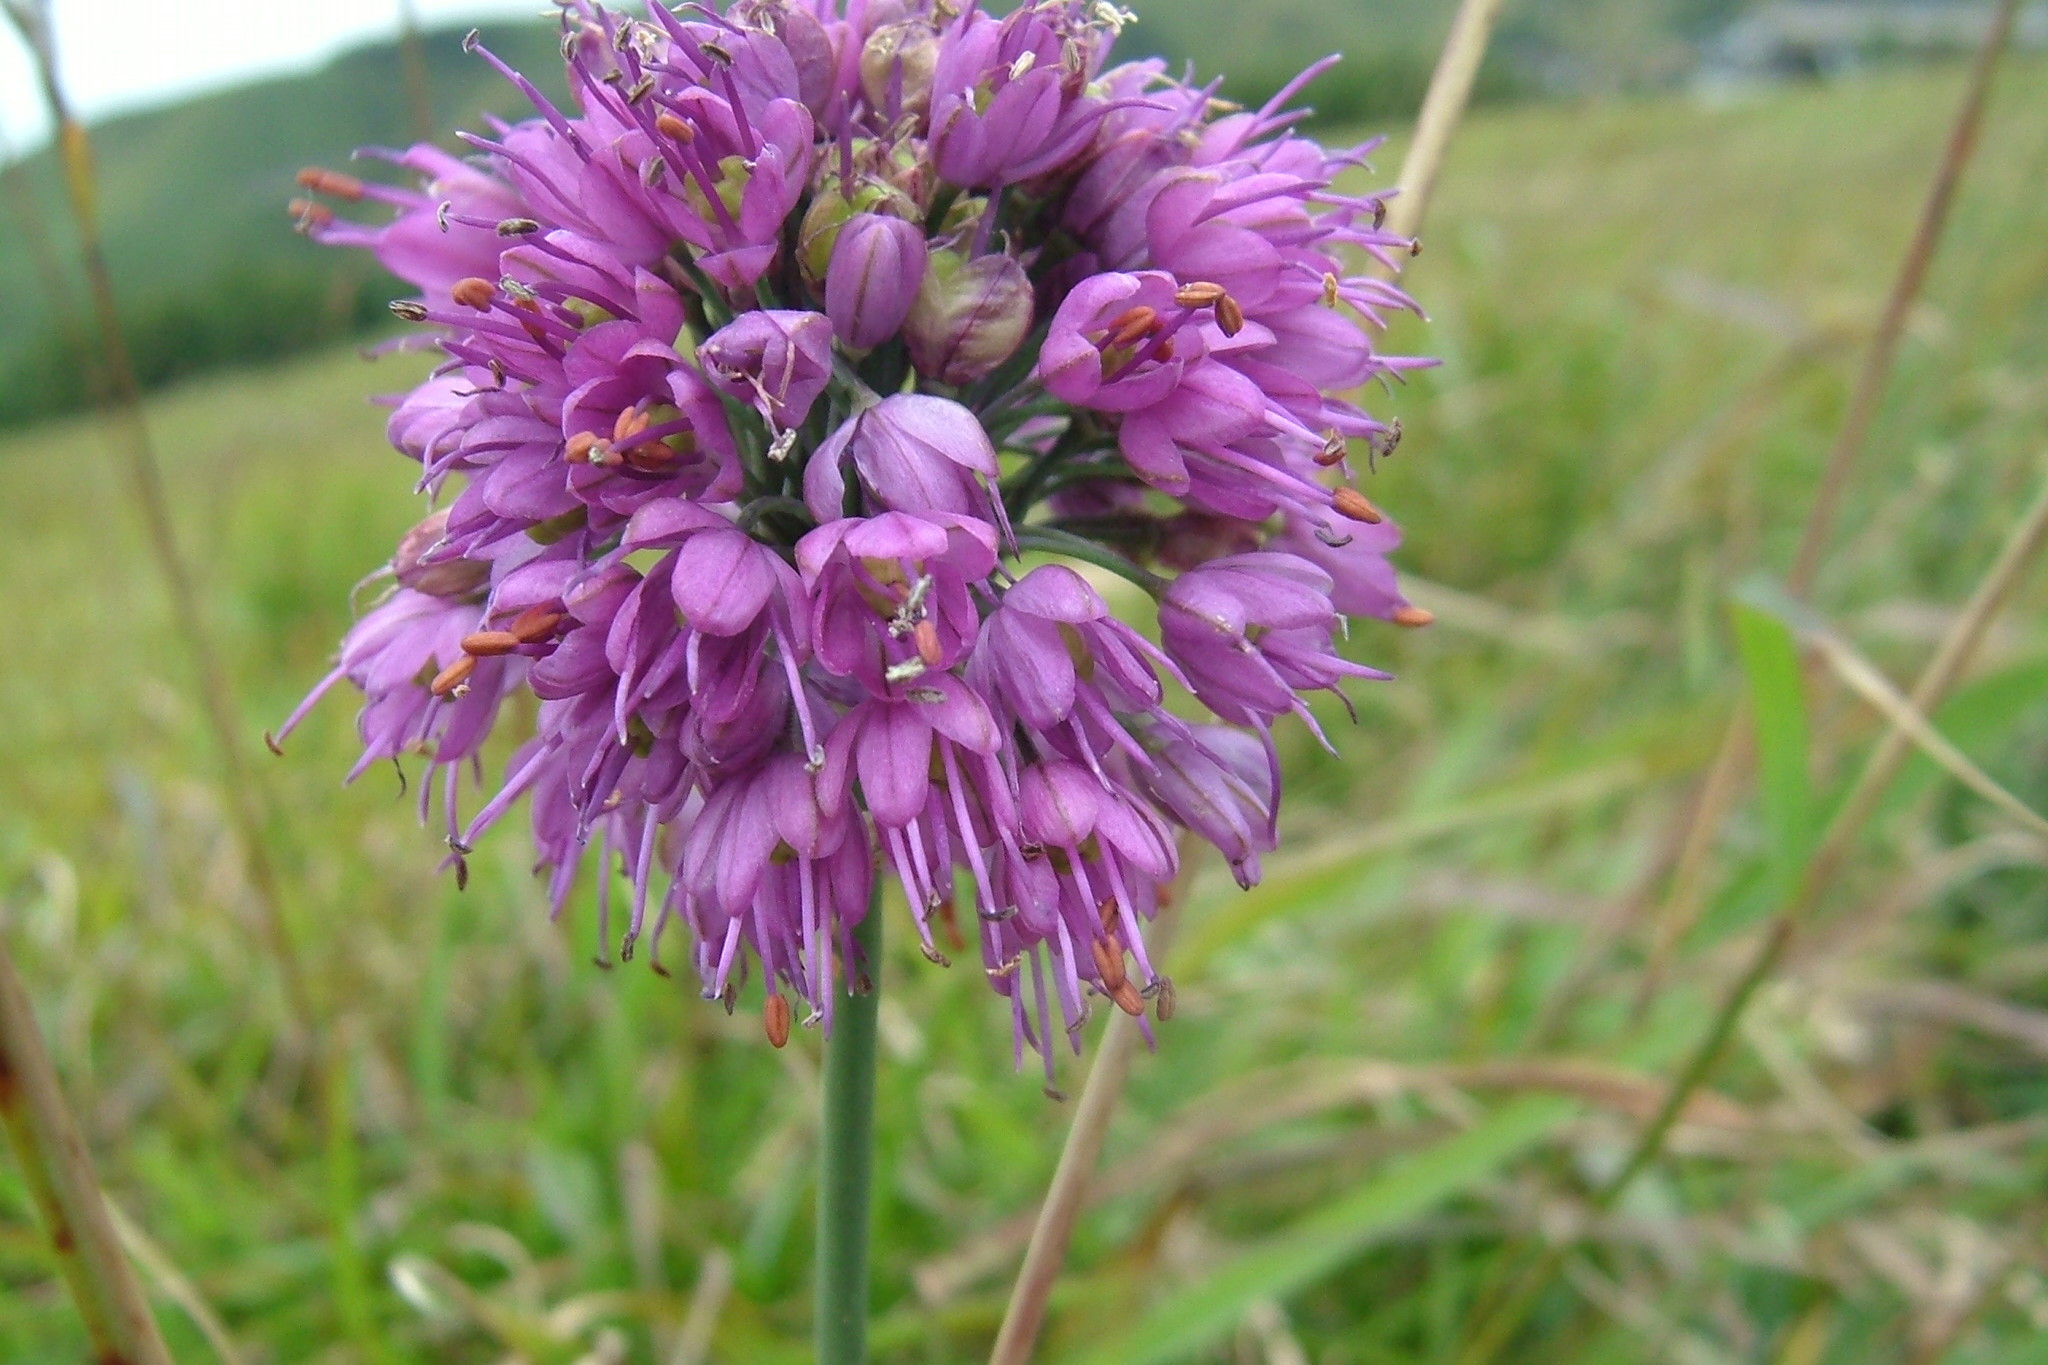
<box><xmin>1333</xmin><ymin>487</ymin><xmax>1384</xmax><ymax>524</ymax></box>
<box><xmin>429</xmin><ymin>655</ymin><xmax>476</xmax><ymax>697</ymax></box>
<box><xmin>461</xmin><ymin>630</ymin><xmax>521</xmax><ymax>657</ymax></box>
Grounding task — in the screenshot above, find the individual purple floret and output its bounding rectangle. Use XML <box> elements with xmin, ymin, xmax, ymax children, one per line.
<box><xmin>284</xmin><ymin>0</ymin><xmax>1433</xmax><ymax>1076</ymax></box>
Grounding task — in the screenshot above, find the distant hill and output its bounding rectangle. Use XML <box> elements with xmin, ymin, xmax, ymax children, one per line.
<box><xmin>0</xmin><ymin>0</ymin><xmax>1806</xmax><ymax>427</ymax></box>
<box><xmin>0</xmin><ymin>21</ymin><xmax>570</xmax><ymax>425</ymax></box>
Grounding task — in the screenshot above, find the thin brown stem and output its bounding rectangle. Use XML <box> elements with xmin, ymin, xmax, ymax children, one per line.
<box><xmin>1458</xmin><ymin>461</ymin><xmax>2048</xmax><ymax>1365</ymax></box>
<box><xmin>4</xmin><ymin>0</ymin><xmax>319</xmax><ymax>1037</ymax></box>
<box><xmin>1384</xmin><ymin>0</ymin><xmax>1509</xmax><ymax>244</ymax></box>
<box><xmin>1787</xmin><ymin>0</ymin><xmax>2021</xmax><ymax>596</ymax></box>
<box><xmin>1632</xmin><ymin>0</ymin><xmax>2019</xmax><ymax>1029</ymax></box>
<box><xmin>0</xmin><ymin>938</ymin><xmax>176</xmax><ymax>1365</ymax></box>
<box><xmin>988</xmin><ymin>860</ymin><xmax>1191</xmax><ymax>1365</ymax></box>
<box><xmin>987</xmin><ymin>985</ymin><xmax>1147</xmax><ymax>1365</ymax></box>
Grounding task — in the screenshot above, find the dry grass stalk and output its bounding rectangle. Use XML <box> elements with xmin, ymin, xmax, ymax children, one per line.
<box><xmin>1</xmin><ymin>0</ymin><xmax>319</xmax><ymax>1035</ymax></box>
<box><xmin>108</xmin><ymin>1200</ymin><xmax>249</xmax><ymax>1365</ymax></box>
<box><xmin>1635</xmin><ymin>0</ymin><xmax>2023</xmax><ymax>1021</ymax></box>
<box><xmin>0</xmin><ymin>939</ymin><xmax>175</xmax><ymax>1365</ymax></box>
<box><xmin>987</xmin><ymin>868</ymin><xmax>1189</xmax><ymax>1365</ymax></box>
<box><xmin>1383</xmin><ymin>0</ymin><xmax>1510</xmax><ymax>245</ymax></box>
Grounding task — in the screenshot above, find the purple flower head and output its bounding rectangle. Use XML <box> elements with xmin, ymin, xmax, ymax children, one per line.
<box><xmin>699</xmin><ymin>309</ymin><xmax>835</xmax><ymax>430</ymax></box>
<box><xmin>291</xmin><ymin>4</ymin><xmax>1434</xmax><ymax>1074</ymax></box>
<box><xmin>825</xmin><ymin>212</ymin><xmax>928</xmax><ymax>349</ymax></box>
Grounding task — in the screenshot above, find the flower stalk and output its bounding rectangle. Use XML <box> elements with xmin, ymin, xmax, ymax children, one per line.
<box><xmin>816</xmin><ymin>904</ymin><xmax>882</xmax><ymax>1365</ymax></box>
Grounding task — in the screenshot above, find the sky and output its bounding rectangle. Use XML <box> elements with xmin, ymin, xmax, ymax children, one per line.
<box><xmin>0</xmin><ymin>0</ymin><xmax>543</xmax><ymax>154</ymax></box>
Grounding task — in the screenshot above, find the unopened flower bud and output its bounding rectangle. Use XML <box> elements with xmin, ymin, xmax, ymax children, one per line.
<box><xmin>826</xmin><ymin>214</ymin><xmax>927</xmax><ymax>350</ymax></box>
<box><xmin>859</xmin><ymin>19</ymin><xmax>939</xmax><ymax>116</ymax></box>
<box><xmin>394</xmin><ymin>509</ymin><xmax>490</xmax><ymax>599</ymax></box>
<box><xmin>797</xmin><ymin>179</ymin><xmax>918</xmax><ymax>282</ymax></box>
<box><xmin>905</xmin><ymin>250</ymin><xmax>1034</xmax><ymax>386</ymax></box>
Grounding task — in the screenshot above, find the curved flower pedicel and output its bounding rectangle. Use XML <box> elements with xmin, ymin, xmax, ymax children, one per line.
<box><xmin>284</xmin><ymin>0</ymin><xmax>1434</xmax><ymax>1079</ymax></box>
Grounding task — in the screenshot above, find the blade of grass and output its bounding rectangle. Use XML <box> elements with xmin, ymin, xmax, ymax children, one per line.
<box><xmin>0</xmin><ymin>937</ymin><xmax>176</xmax><ymax>1365</ymax></box>
<box><xmin>1456</xmin><ymin>461</ymin><xmax>2048</xmax><ymax>1365</ymax></box>
<box><xmin>1739</xmin><ymin>580</ymin><xmax>2048</xmax><ymax>841</ymax></box>
<box><xmin>1070</xmin><ymin>1097</ymin><xmax>1574</xmax><ymax>1365</ymax></box>
<box><xmin>1728</xmin><ymin>594</ymin><xmax>1815</xmax><ymax>895</ymax></box>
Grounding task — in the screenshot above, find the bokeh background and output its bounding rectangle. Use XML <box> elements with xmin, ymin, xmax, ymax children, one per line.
<box><xmin>4</xmin><ymin>2</ymin><xmax>2048</xmax><ymax>1362</ymax></box>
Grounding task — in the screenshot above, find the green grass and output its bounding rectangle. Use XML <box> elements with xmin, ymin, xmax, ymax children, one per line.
<box><xmin>5</xmin><ymin>56</ymin><xmax>2048</xmax><ymax>1364</ymax></box>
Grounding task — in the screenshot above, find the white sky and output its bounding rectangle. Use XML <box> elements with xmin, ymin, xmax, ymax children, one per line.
<box><xmin>0</xmin><ymin>1</ymin><xmax>547</xmax><ymax>154</ymax></box>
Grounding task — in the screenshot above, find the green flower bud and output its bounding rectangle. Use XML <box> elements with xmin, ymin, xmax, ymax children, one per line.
<box><xmin>905</xmin><ymin>249</ymin><xmax>1035</xmax><ymax>386</ymax></box>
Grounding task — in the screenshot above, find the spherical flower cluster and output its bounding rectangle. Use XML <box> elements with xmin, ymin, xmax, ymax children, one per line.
<box><xmin>283</xmin><ymin>0</ymin><xmax>1432</xmax><ymax>1079</ymax></box>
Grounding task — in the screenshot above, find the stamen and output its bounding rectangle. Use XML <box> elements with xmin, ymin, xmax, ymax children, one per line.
<box><xmin>450</xmin><ymin>277</ymin><xmax>496</xmax><ymax>309</ymax></box>
<box><xmin>1103</xmin><ymin>304</ymin><xmax>1158</xmax><ymax>348</ymax></box>
<box><xmin>1109</xmin><ymin>979</ymin><xmax>1145</xmax><ymax>1016</ymax></box>
<box><xmin>913</xmin><ymin>619</ymin><xmax>942</xmax><ymax>666</ymax></box>
<box><xmin>763</xmin><ymin>994</ymin><xmax>792</xmax><ymax>1048</ymax></box>
<box><xmin>1214</xmin><ymin>294</ymin><xmax>1245</xmax><ymax>336</ymax></box>
<box><xmin>287</xmin><ymin>199</ymin><xmax>334</xmax><ymax>232</ymax></box>
<box><xmin>495</xmin><ymin>217</ymin><xmax>542</xmax><ymax>236</ymax></box>
<box><xmin>430</xmin><ymin>656</ymin><xmax>476</xmax><ymax>697</ymax></box>
<box><xmin>461</xmin><ymin>629</ymin><xmax>520</xmax><ymax>657</ymax></box>
<box><xmin>295</xmin><ymin>167</ymin><xmax>364</xmax><ymax>200</ymax></box>
<box><xmin>389</xmin><ymin>300</ymin><xmax>429</xmax><ymax>322</ymax></box>
<box><xmin>1333</xmin><ymin>487</ymin><xmax>1384</xmax><ymax>524</ymax></box>
<box><xmin>509</xmin><ymin>607</ymin><xmax>566</xmax><ymax>643</ymax></box>
<box><xmin>1172</xmin><ymin>280</ymin><xmax>1227</xmax><ymax>307</ymax></box>
<box><xmin>1090</xmin><ymin>936</ymin><xmax>1127</xmax><ymax>991</ymax></box>
<box><xmin>1392</xmin><ymin>605</ymin><xmax>1435</xmax><ymax>628</ymax></box>
<box><xmin>656</xmin><ymin>111</ymin><xmax>696</xmax><ymax>143</ymax></box>
<box><xmin>1315</xmin><ymin>430</ymin><xmax>1348</xmax><ymax>467</ymax></box>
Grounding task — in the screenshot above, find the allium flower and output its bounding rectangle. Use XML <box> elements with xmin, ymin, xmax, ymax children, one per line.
<box><xmin>285</xmin><ymin>0</ymin><xmax>1434</xmax><ymax>1076</ymax></box>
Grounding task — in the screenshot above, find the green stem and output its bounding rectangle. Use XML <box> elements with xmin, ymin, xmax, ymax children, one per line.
<box><xmin>1013</xmin><ymin>527</ymin><xmax>1169</xmax><ymax>599</ymax></box>
<box><xmin>816</xmin><ymin>901</ymin><xmax>882</xmax><ymax>1365</ymax></box>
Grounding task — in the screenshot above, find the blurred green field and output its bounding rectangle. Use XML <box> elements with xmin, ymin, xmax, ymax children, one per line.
<box><xmin>4</xmin><ymin>56</ymin><xmax>2048</xmax><ymax>1364</ymax></box>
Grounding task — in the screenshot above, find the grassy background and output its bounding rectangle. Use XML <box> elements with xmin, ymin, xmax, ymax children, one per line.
<box><xmin>4</xmin><ymin>52</ymin><xmax>2048</xmax><ymax>1365</ymax></box>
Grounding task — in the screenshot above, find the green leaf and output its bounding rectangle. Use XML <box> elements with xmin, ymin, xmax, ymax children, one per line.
<box><xmin>1729</xmin><ymin>587</ymin><xmax>1814</xmax><ymax>894</ymax></box>
<box><xmin>1072</xmin><ymin>1096</ymin><xmax>1576</xmax><ymax>1365</ymax></box>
